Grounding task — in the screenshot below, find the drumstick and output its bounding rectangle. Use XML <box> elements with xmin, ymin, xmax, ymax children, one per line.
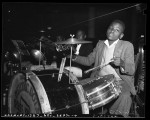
<box><xmin>84</xmin><ymin>59</ymin><xmax>114</xmax><ymax>74</ymax></box>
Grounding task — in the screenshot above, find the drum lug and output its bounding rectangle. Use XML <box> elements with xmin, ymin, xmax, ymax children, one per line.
<box><xmin>96</xmin><ymin>76</ymin><xmax>103</xmax><ymax>80</ymax></box>
<box><xmin>52</xmin><ymin>73</ymin><xmax>55</xmax><ymax>78</ymax></box>
<box><xmin>89</xmin><ymin>102</ymin><xmax>95</xmax><ymax>110</ymax></box>
<box><xmin>85</xmin><ymin>94</ymin><xmax>94</xmax><ymax>109</ymax></box>
<box><xmin>25</xmin><ymin>73</ymin><xmax>29</xmax><ymax>80</ymax></box>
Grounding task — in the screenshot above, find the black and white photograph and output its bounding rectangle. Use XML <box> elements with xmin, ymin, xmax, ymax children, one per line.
<box><xmin>2</xmin><ymin>2</ymin><xmax>146</xmax><ymax>118</ymax></box>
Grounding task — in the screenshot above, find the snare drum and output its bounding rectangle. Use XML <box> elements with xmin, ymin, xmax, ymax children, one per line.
<box><xmin>81</xmin><ymin>74</ymin><xmax>121</xmax><ymax>110</ymax></box>
<box><xmin>8</xmin><ymin>69</ymin><xmax>89</xmax><ymax>114</ymax></box>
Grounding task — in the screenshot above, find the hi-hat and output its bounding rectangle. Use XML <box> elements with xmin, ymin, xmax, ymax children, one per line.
<box><xmin>55</xmin><ymin>37</ymin><xmax>92</xmax><ymax>45</ymax></box>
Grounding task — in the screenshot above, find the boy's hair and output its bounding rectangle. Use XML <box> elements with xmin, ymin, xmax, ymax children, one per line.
<box><xmin>111</xmin><ymin>19</ymin><xmax>125</xmax><ymax>32</ymax></box>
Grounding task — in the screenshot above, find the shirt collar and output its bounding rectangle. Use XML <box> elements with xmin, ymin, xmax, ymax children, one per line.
<box><xmin>104</xmin><ymin>39</ymin><xmax>119</xmax><ymax>47</ymax></box>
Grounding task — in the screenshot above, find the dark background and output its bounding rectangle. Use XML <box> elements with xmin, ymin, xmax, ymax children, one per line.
<box><xmin>2</xmin><ymin>2</ymin><xmax>146</xmax><ymax>54</ymax></box>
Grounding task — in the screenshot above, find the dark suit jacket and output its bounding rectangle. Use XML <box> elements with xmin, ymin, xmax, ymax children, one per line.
<box><xmin>75</xmin><ymin>40</ymin><xmax>136</xmax><ymax>95</ymax></box>
<box><xmin>78</xmin><ymin>43</ymin><xmax>93</xmax><ymax>56</ymax></box>
<box><xmin>72</xmin><ymin>43</ymin><xmax>93</xmax><ymax>75</ymax></box>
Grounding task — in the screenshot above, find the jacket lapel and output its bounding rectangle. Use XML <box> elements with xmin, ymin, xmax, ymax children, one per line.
<box><xmin>97</xmin><ymin>41</ymin><xmax>105</xmax><ymax>66</ymax></box>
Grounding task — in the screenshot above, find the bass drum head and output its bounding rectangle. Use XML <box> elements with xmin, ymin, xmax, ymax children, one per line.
<box><xmin>8</xmin><ymin>69</ymin><xmax>89</xmax><ymax>114</ymax></box>
<box><xmin>8</xmin><ymin>72</ymin><xmax>42</xmax><ymax>114</ymax></box>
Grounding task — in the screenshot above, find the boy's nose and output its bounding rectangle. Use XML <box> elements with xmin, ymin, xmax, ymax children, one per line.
<box><xmin>111</xmin><ymin>29</ymin><xmax>115</xmax><ymax>33</ymax></box>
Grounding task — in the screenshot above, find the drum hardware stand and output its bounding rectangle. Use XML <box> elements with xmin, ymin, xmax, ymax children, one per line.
<box><xmin>7</xmin><ymin>61</ymin><xmax>14</xmax><ymax>77</ymax></box>
<box><xmin>130</xmin><ymin>95</ymin><xmax>140</xmax><ymax>117</ymax></box>
<box><xmin>42</xmin><ymin>59</ymin><xmax>47</xmax><ymax>70</ymax></box>
<box><xmin>131</xmin><ymin>52</ymin><xmax>145</xmax><ymax>117</ymax></box>
<box><xmin>130</xmin><ymin>76</ymin><xmax>145</xmax><ymax>117</ymax></box>
<box><xmin>13</xmin><ymin>46</ymin><xmax>23</xmax><ymax>72</ymax></box>
<box><xmin>39</xmin><ymin>36</ymin><xmax>43</xmax><ymax>66</ymax></box>
<box><xmin>21</xmin><ymin>71</ymin><xmax>30</xmax><ymax>81</ymax></box>
<box><xmin>69</xmin><ymin>34</ymin><xmax>75</xmax><ymax>84</ymax></box>
<box><xmin>25</xmin><ymin>72</ymin><xmax>29</xmax><ymax>81</ymax></box>
<box><xmin>131</xmin><ymin>89</ymin><xmax>145</xmax><ymax>117</ymax></box>
<box><xmin>14</xmin><ymin>50</ymin><xmax>23</xmax><ymax>72</ymax></box>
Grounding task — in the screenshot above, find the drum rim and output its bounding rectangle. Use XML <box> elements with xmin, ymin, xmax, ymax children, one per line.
<box><xmin>85</xmin><ymin>80</ymin><xmax>114</xmax><ymax>95</ymax></box>
<box><xmin>8</xmin><ymin>72</ymin><xmax>26</xmax><ymax>113</ymax></box>
<box><xmin>60</xmin><ymin>69</ymin><xmax>89</xmax><ymax>114</ymax></box>
<box><xmin>27</xmin><ymin>71</ymin><xmax>52</xmax><ymax>114</ymax></box>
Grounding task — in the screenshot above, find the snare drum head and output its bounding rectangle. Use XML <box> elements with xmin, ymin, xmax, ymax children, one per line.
<box><xmin>82</xmin><ymin>74</ymin><xmax>114</xmax><ymax>91</ymax></box>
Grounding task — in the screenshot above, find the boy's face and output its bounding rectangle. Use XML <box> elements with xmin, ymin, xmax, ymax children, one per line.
<box><xmin>106</xmin><ymin>22</ymin><xmax>124</xmax><ymax>41</ymax></box>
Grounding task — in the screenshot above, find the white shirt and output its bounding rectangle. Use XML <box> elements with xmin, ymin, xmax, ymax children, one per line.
<box><xmin>99</xmin><ymin>39</ymin><xmax>122</xmax><ymax>81</ymax></box>
<box><xmin>75</xmin><ymin>44</ymin><xmax>82</xmax><ymax>55</ymax></box>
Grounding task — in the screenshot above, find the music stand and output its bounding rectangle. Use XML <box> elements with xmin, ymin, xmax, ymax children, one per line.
<box><xmin>12</xmin><ymin>40</ymin><xmax>30</xmax><ymax>71</ymax></box>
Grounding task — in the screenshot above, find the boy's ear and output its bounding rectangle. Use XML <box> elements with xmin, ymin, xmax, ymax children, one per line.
<box><xmin>120</xmin><ymin>33</ymin><xmax>124</xmax><ymax>39</ymax></box>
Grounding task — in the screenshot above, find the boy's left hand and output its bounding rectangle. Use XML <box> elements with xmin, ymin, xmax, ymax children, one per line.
<box><xmin>111</xmin><ymin>57</ymin><xmax>124</xmax><ymax>67</ymax></box>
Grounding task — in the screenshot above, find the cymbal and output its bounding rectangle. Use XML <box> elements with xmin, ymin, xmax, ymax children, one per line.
<box><xmin>55</xmin><ymin>38</ymin><xmax>92</xmax><ymax>44</ymax></box>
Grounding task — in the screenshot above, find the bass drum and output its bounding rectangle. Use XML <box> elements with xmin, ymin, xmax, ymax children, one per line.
<box><xmin>8</xmin><ymin>69</ymin><xmax>89</xmax><ymax>114</ymax></box>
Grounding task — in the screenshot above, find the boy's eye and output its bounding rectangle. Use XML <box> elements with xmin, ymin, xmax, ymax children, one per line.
<box><xmin>112</xmin><ymin>29</ymin><xmax>119</xmax><ymax>32</ymax></box>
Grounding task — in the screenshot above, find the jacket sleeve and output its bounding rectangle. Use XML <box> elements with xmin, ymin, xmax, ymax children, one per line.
<box><xmin>74</xmin><ymin>41</ymin><xmax>101</xmax><ymax>66</ymax></box>
<box><xmin>84</xmin><ymin>44</ymin><xmax>93</xmax><ymax>56</ymax></box>
<box><xmin>120</xmin><ymin>42</ymin><xmax>135</xmax><ymax>76</ymax></box>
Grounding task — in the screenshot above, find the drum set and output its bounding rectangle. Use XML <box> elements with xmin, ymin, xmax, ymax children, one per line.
<box><xmin>4</xmin><ymin>35</ymin><xmax>122</xmax><ymax>116</ymax></box>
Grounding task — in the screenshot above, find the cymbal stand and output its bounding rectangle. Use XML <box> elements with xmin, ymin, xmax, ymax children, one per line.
<box><xmin>69</xmin><ymin>34</ymin><xmax>74</xmax><ymax>84</ymax></box>
<box><xmin>39</xmin><ymin>36</ymin><xmax>43</xmax><ymax>65</ymax></box>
